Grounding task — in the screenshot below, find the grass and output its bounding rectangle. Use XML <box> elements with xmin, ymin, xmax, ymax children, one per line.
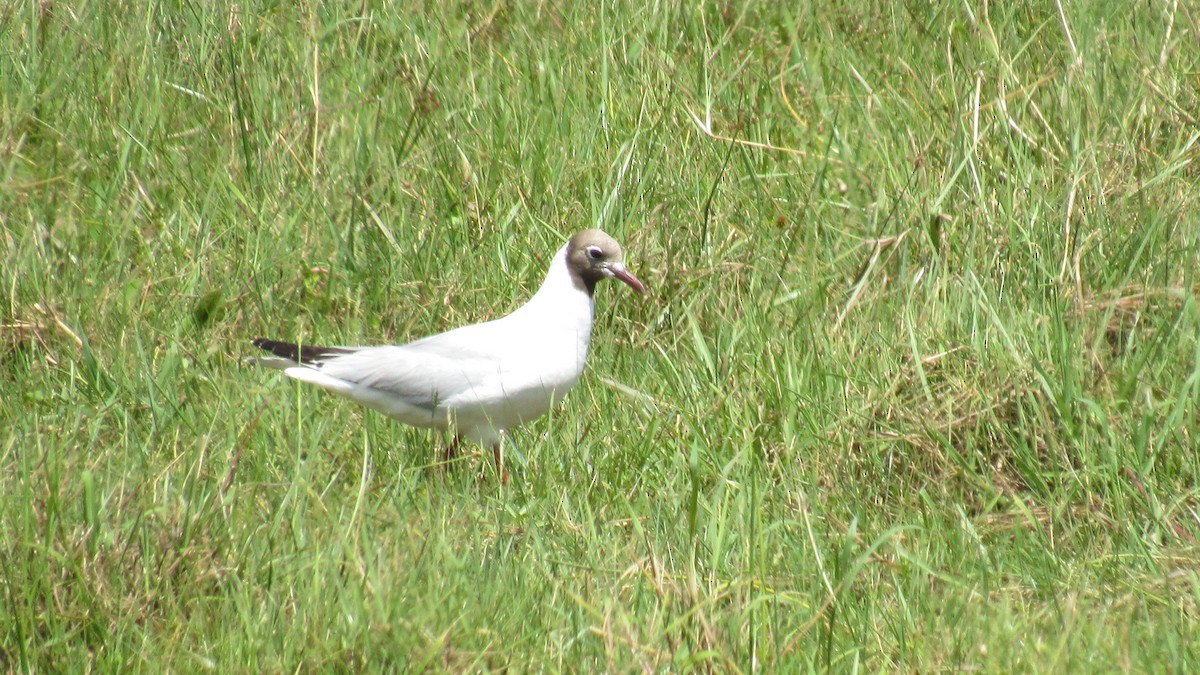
<box><xmin>3</xmin><ymin>0</ymin><xmax>1200</xmax><ymax>671</ymax></box>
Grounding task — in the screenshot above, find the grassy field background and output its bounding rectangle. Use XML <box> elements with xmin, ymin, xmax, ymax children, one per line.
<box><xmin>4</xmin><ymin>1</ymin><xmax>1200</xmax><ymax>671</ymax></box>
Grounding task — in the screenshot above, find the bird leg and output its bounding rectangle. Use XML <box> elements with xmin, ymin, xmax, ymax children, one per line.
<box><xmin>492</xmin><ymin>443</ymin><xmax>508</xmax><ymax>485</ymax></box>
<box><xmin>443</xmin><ymin>434</ymin><xmax>461</xmax><ymax>466</ymax></box>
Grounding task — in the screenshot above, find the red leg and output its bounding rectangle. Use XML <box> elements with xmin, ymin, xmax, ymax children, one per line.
<box><xmin>443</xmin><ymin>435</ymin><xmax>460</xmax><ymax>465</ymax></box>
<box><xmin>492</xmin><ymin>443</ymin><xmax>508</xmax><ymax>485</ymax></box>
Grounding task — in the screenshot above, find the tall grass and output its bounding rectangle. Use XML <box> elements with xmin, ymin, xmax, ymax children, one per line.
<box><xmin>3</xmin><ymin>1</ymin><xmax>1198</xmax><ymax>671</ymax></box>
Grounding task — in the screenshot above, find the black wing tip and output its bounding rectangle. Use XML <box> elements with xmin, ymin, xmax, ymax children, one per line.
<box><xmin>251</xmin><ymin>337</ymin><xmax>295</xmax><ymax>355</ymax></box>
<box><xmin>251</xmin><ymin>337</ymin><xmax>353</xmax><ymax>364</ymax></box>
<box><xmin>251</xmin><ymin>338</ymin><xmax>300</xmax><ymax>362</ymax></box>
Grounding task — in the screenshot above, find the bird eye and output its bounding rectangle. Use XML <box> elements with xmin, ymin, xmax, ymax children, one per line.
<box><xmin>586</xmin><ymin>246</ymin><xmax>603</xmax><ymax>260</ymax></box>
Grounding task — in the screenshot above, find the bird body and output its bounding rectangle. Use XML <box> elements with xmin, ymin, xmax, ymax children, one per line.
<box><xmin>250</xmin><ymin>229</ymin><xmax>644</xmax><ymax>478</ymax></box>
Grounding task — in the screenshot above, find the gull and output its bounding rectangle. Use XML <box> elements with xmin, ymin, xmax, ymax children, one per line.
<box><xmin>249</xmin><ymin>229</ymin><xmax>646</xmax><ymax>482</ymax></box>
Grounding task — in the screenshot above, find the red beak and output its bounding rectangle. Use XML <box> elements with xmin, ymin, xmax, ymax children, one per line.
<box><xmin>610</xmin><ymin>264</ymin><xmax>646</xmax><ymax>293</ymax></box>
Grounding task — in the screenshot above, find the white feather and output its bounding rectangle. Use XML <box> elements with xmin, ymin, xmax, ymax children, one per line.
<box><xmin>254</xmin><ymin>238</ymin><xmax>613</xmax><ymax>446</ymax></box>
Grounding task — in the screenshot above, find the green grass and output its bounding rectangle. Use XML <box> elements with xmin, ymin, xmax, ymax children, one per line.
<box><xmin>3</xmin><ymin>0</ymin><xmax>1200</xmax><ymax>671</ymax></box>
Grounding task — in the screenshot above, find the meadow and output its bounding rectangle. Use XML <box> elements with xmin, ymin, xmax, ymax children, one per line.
<box><xmin>3</xmin><ymin>1</ymin><xmax>1199</xmax><ymax>671</ymax></box>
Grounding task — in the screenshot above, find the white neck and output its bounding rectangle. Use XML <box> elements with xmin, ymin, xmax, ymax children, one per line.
<box><xmin>514</xmin><ymin>243</ymin><xmax>595</xmax><ymax>323</ymax></box>
<box><xmin>532</xmin><ymin>240</ymin><xmax>592</xmax><ymax>303</ymax></box>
